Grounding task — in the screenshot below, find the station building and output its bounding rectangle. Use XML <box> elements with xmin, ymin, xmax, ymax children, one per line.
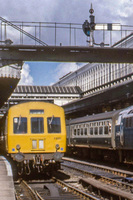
<box><xmin>8</xmin><ymin>85</ymin><xmax>81</xmax><ymax>106</ymax></box>
<box><xmin>53</xmin><ymin>33</ymin><xmax>133</xmax><ymax>96</ymax></box>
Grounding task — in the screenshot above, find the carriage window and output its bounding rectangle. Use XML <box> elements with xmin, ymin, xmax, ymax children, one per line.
<box><xmin>31</xmin><ymin>117</ymin><xmax>44</xmax><ymax>133</ymax></box>
<box><xmin>47</xmin><ymin>117</ymin><xmax>61</xmax><ymax>133</ymax></box>
<box><xmin>14</xmin><ymin>117</ymin><xmax>27</xmax><ymax>134</ymax></box>
<box><xmin>104</xmin><ymin>121</ymin><xmax>108</xmax><ymax>126</ymax></box>
<box><xmin>99</xmin><ymin>121</ymin><xmax>103</xmax><ymax>126</ymax></box>
<box><xmin>90</xmin><ymin>127</ymin><xmax>93</xmax><ymax>135</ymax></box>
<box><xmin>104</xmin><ymin>126</ymin><xmax>108</xmax><ymax>134</ymax></box>
<box><xmin>94</xmin><ymin>127</ymin><xmax>98</xmax><ymax>135</ymax></box>
<box><xmin>77</xmin><ymin>129</ymin><xmax>80</xmax><ymax>135</ymax></box>
<box><xmin>74</xmin><ymin>129</ymin><xmax>76</xmax><ymax>135</ymax></box>
<box><xmin>99</xmin><ymin>127</ymin><xmax>103</xmax><ymax>135</ymax></box>
<box><xmin>81</xmin><ymin>128</ymin><xmax>83</xmax><ymax>135</ymax></box>
<box><xmin>84</xmin><ymin>128</ymin><xmax>87</xmax><ymax>135</ymax></box>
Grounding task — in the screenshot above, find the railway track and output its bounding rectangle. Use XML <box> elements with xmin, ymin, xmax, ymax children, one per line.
<box><xmin>15</xmin><ymin>179</ymin><xmax>39</xmax><ymax>200</ymax></box>
<box><xmin>15</xmin><ymin>175</ymin><xmax>107</xmax><ymax>199</ymax></box>
<box><xmin>14</xmin><ymin>157</ymin><xmax>133</xmax><ymax>200</ymax></box>
<box><xmin>15</xmin><ymin>178</ymin><xmax>84</xmax><ymax>200</ymax></box>
<box><xmin>62</xmin><ymin>157</ymin><xmax>133</xmax><ymax>200</ymax></box>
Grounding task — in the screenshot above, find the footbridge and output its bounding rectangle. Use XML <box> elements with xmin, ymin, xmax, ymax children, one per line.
<box><xmin>1</xmin><ymin>44</ymin><xmax>133</xmax><ymax>64</ymax></box>
<box><xmin>0</xmin><ymin>16</ymin><xmax>133</xmax><ymax>65</ymax></box>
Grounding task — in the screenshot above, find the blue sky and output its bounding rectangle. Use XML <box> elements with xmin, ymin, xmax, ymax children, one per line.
<box><xmin>25</xmin><ymin>62</ymin><xmax>61</xmax><ymax>85</ymax></box>
<box><xmin>1</xmin><ymin>0</ymin><xmax>133</xmax><ymax>86</ymax></box>
<box><xmin>19</xmin><ymin>61</ymin><xmax>83</xmax><ymax>86</ymax></box>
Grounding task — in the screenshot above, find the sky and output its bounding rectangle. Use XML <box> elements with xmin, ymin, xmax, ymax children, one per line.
<box><xmin>1</xmin><ymin>0</ymin><xmax>133</xmax><ymax>86</ymax></box>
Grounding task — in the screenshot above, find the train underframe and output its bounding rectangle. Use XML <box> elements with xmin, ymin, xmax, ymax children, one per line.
<box><xmin>10</xmin><ymin>152</ymin><xmax>64</xmax><ymax>175</ymax></box>
<box><xmin>67</xmin><ymin>146</ymin><xmax>133</xmax><ymax>164</ymax></box>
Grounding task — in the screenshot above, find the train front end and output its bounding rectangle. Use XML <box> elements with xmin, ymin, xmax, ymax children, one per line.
<box><xmin>6</xmin><ymin>101</ymin><xmax>66</xmax><ymax>175</ymax></box>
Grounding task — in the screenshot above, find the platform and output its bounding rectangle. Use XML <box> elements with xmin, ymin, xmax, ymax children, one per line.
<box><xmin>0</xmin><ymin>156</ymin><xmax>15</xmax><ymax>200</ymax></box>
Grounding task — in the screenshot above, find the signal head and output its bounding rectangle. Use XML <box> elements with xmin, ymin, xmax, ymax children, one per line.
<box><xmin>82</xmin><ymin>20</ymin><xmax>90</xmax><ymax>36</ymax></box>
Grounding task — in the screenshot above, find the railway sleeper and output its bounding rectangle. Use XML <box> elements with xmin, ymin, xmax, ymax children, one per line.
<box><xmin>80</xmin><ymin>178</ymin><xmax>133</xmax><ymax>200</ymax></box>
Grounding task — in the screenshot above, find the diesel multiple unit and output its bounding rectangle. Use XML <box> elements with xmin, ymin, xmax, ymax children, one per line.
<box><xmin>0</xmin><ymin>101</ymin><xmax>66</xmax><ymax>175</ymax></box>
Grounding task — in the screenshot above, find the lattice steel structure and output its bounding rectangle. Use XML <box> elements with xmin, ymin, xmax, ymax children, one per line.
<box><xmin>53</xmin><ymin>33</ymin><xmax>133</xmax><ymax>96</ymax></box>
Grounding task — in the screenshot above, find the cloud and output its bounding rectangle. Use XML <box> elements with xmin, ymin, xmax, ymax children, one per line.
<box><xmin>1</xmin><ymin>0</ymin><xmax>133</xmax><ymax>86</ymax></box>
<box><xmin>18</xmin><ymin>63</ymin><xmax>34</xmax><ymax>85</ymax></box>
<box><xmin>51</xmin><ymin>62</ymin><xmax>84</xmax><ymax>84</ymax></box>
<box><xmin>1</xmin><ymin>0</ymin><xmax>133</xmax><ymax>46</ymax></box>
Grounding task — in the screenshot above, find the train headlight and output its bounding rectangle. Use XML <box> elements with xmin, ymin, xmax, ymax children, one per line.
<box><xmin>55</xmin><ymin>144</ymin><xmax>60</xmax><ymax>151</ymax></box>
<box><xmin>39</xmin><ymin>140</ymin><xmax>44</xmax><ymax>149</ymax></box>
<box><xmin>32</xmin><ymin>140</ymin><xmax>37</xmax><ymax>149</ymax></box>
<box><xmin>16</xmin><ymin>144</ymin><xmax>21</xmax><ymax>151</ymax></box>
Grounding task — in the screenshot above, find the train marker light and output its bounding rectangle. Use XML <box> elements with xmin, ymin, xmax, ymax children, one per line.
<box><xmin>55</xmin><ymin>144</ymin><xmax>60</xmax><ymax>151</ymax></box>
<box><xmin>16</xmin><ymin>144</ymin><xmax>21</xmax><ymax>151</ymax></box>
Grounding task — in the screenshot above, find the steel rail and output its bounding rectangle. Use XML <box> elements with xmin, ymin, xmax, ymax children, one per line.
<box><xmin>63</xmin><ymin>157</ymin><xmax>133</xmax><ymax>178</ymax></box>
<box><xmin>15</xmin><ymin>180</ymin><xmax>39</xmax><ymax>200</ymax></box>
<box><xmin>62</xmin><ymin>163</ymin><xmax>133</xmax><ymax>193</ymax></box>
<box><xmin>54</xmin><ymin>178</ymin><xmax>100</xmax><ymax>200</ymax></box>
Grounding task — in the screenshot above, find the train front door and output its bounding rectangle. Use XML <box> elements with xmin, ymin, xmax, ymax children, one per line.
<box><xmin>115</xmin><ymin>117</ymin><xmax>124</xmax><ymax>148</ymax></box>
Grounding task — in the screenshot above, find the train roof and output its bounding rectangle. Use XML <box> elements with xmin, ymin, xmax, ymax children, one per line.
<box><xmin>67</xmin><ymin>109</ymin><xmax>121</xmax><ymax>125</ymax></box>
<box><xmin>8</xmin><ymin>101</ymin><xmax>64</xmax><ymax>112</ymax></box>
<box><xmin>119</xmin><ymin>105</ymin><xmax>133</xmax><ymax>116</ymax></box>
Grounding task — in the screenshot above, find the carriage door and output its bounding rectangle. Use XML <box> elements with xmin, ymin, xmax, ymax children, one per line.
<box><xmin>115</xmin><ymin>115</ymin><xmax>124</xmax><ymax>147</ymax></box>
<box><xmin>120</xmin><ymin>117</ymin><xmax>124</xmax><ymax>146</ymax></box>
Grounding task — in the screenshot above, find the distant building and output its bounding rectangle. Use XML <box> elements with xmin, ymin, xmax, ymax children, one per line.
<box><xmin>53</xmin><ymin>33</ymin><xmax>133</xmax><ymax>95</ymax></box>
<box><xmin>9</xmin><ymin>85</ymin><xmax>81</xmax><ymax>106</ymax></box>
